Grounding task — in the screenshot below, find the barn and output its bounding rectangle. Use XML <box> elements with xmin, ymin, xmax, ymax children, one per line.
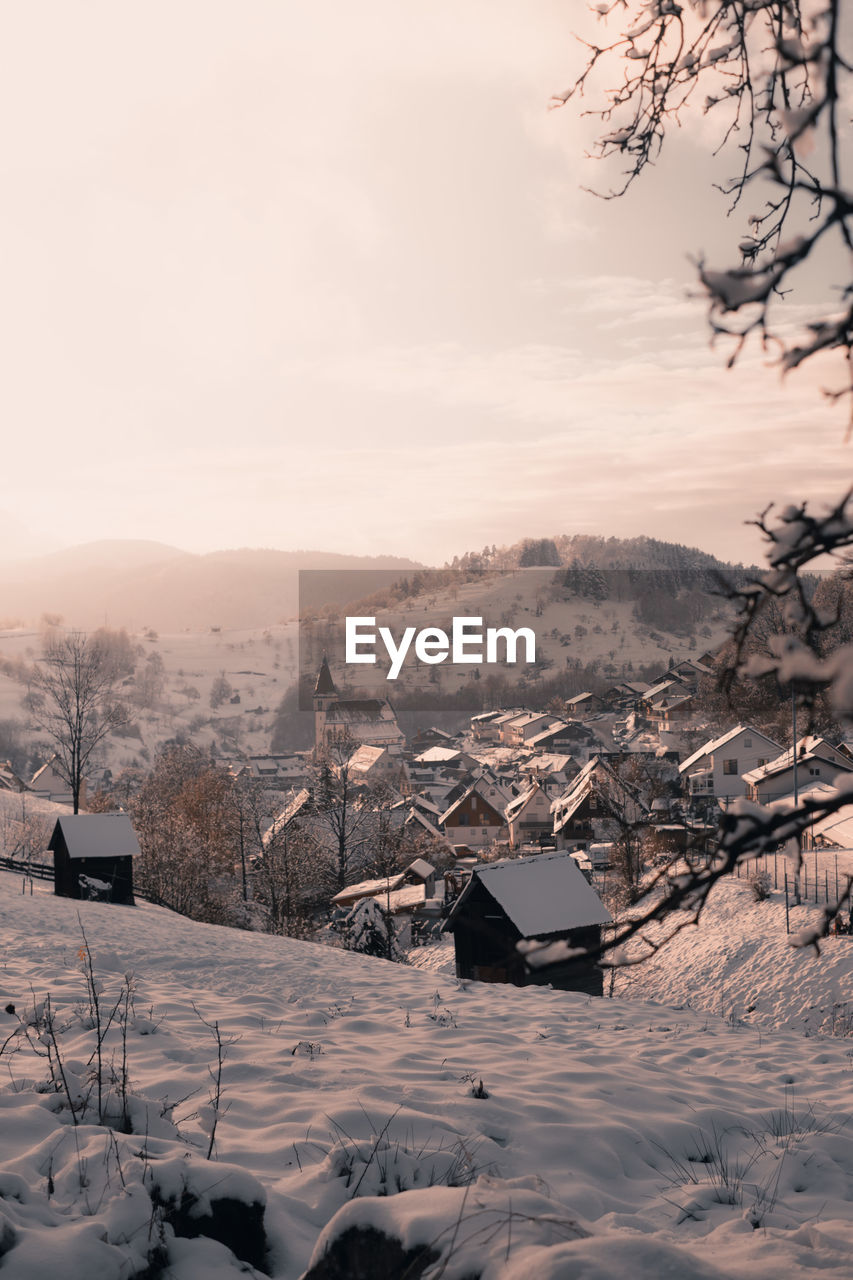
<box><xmin>50</xmin><ymin>814</ymin><xmax>141</xmax><ymax>905</ymax></box>
<box><xmin>442</xmin><ymin>851</ymin><xmax>612</xmax><ymax>995</ymax></box>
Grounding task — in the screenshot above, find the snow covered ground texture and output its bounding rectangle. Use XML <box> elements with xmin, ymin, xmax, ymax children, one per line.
<box><xmin>1</xmin><ymin>872</ymin><xmax>853</xmax><ymax>1278</ymax></box>
<box><xmin>615</xmin><ymin>865</ymin><xmax>853</xmax><ymax>1036</ymax></box>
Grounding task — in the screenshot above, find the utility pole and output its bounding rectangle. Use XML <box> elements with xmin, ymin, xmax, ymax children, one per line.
<box><xmin>791</xmin><ymin>686</ymin><xmax>801</xmax><ymax>906</ymax></box>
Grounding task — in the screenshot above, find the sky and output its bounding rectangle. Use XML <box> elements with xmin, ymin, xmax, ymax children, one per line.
<box><xmin>1</xmin><ymin>0</ymin><xmax>850</xmax><ymax>568</ymax></box>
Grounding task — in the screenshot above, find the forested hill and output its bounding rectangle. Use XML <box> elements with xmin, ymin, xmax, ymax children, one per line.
<box><xmin>448</xmin><ymin>534</ymin><xmax>748</xmax><ymax>575</ymax></box>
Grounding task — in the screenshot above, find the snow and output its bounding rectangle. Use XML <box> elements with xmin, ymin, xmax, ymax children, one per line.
<box><xmin>406</xmin><ymin>857</ymin><xmax>436</xmax><ymax>881</ymax></box>
<box><xmin>51</xmin><ymin>813</ymin><xmax>141</xmax><ymax>860</ymax></box>
<box><xmin>456</xmin><ymin>851</ymin><xmax>613</xmax><ymax>935</ymax></box>
<box><xmin>615</xmin><ymin>859</ymin><xmax>853</xmax><ymax>1034</ymax></box>
<box><xmin>1</xmin><ymin>871</ymin><xmax>853</xmax><ymax>1277</ymax></box>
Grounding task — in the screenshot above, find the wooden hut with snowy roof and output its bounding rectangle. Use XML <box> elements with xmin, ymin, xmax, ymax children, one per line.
<box><xmin>442</xmin><ymin>850</ymin><xmax>612</xmax><ymax>995</ymax></box>
<box><xmin>50</xmin><ymin>814</ymin><xmax>141</xmax><ymax>905</ymax></box>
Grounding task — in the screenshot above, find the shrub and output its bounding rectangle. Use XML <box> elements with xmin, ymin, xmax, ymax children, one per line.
<box><xmin>749</xmin><ymin>869</ymin><xmax>773</xmax><ymax>902</ymax></box>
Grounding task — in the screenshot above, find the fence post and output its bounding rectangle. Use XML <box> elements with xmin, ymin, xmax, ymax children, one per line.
<box><xmin>784</xmin><ymin>871</ymin><xmax>790</xmax><ymax>935</ymax></box>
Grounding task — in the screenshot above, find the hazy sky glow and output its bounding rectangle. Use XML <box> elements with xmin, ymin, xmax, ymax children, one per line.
<box><xmin>1</xmin><ymin>1</ymin><xmax>850</xmax><ymax>566</ymax></box>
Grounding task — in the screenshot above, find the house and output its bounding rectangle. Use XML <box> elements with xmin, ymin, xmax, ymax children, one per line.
<box><xmin>551</xmin><ymin>756</ymin><xmax>644</xmax><ymax>848</ymax></box>
<box><xmin>440</xmin><ymin>780</ymin><xmax>508</xmax><ymax>848</ymax></box>
<box><xmin>413</xmin><ymin>746</ymin><xmax>478</xmax><ymax>772</ymax></box>
<box><xmin>331</xmin><ymin>872</ymin><xmax>406</xmax><ymax>911</ymax></box>
<box><xmin>262</xmin><ymin>787</ymin><xmax>314</xmax><ymax>849</ymax></box>
<box><xmin>606</xmin><ymin>681</ymin><xmax>649</xmax><ymax>712</ymax></box>
<box><xmin>743</xmin><ymin>736</ymin><xmax>853</xmax><ymax>804</ymax></box>
<box><xmin>646</xmin><ymin>691</ymin><xmax>694</xmax><ymax>731</ymax></box>
<box><xmin>505</xmin><ymin>780</ymin><xmax>556</xmax><ymax>848</ymax></box>
<box><xmin>239</xmin><ymin>754</ymin><xmax>310</xmax><ymax>790</ymax></box>
<box><xmin>679</xmin><ymin>725</ymin><xmax>781</xmax><ymax>803</ymax></box>
<box><xmin>31</xmin><ymin>755</ymin><xmax>85</xmax><ymax>809</ymax></box>
<box><xmin>410</xmin><ymin>727</ymin><xmax>456</xmax><ymax>751</ymax></box>
<box><xmin>565</xmin><ymin>692</ymin><xmax>609</xmax><ymax>719</ymax></box>
<box><xmin>519</xmin><ymin>753</ymin><xmax>578</xmax><ymax>787</ymax></box>
<box><xmin>470</xmin><ymin>711</ymin><xmax>504</xmax><ymax>741</ymax></box>
<box><xmin>331</xmin><ymin>857</ymin><xmax>440</xmax><ymax>946</ymax></box>
<box><xmin>442</xmin><ymin>851</ymin><xmax>612</xmax><ymax>994</ymax></box>
<box><xmin>50</xmin><ymin>813</ymin><xmax>140</xmax><ymax>905</ymax></box>
<box><xmin>387</xmin><ymin>797</ymin><xmax>449</xmax><ymax>847</ymax></box>
<box><xmin>809</xmin><ymin>794</ymin><xmax>853</xmax><ymax>849</ymax></box>
<box><xmin>475</xmin><ymin>709</ymin><xmax>525</xmax><ymax>743</ymax></box>
<box><xmin>639</xmin><ymin>680</ymin><xmax>682</xmax><ymax>718</ymax></box>
<box><xmin>668</xmin><ymin>658</ymin><xmax>713</xmax><ymax>689</ymax></box>
<box><xmin>0</xmin><ymin>761</ymin><xmax>28</xmax><ymax>793</ymax></box>
<box><xmin>347</xmin><ymin>744</ymin><xmax>410</xmax><ymax>789</ymax></box>
<box><xmin>313</xmin><ymin>656</ymin><xmax>405</xmax><ymax>754</ymax></box>
<box><xmin>498</xmin><ymin>712</ymin><xmax>559</xmax><ymax>746</ymax></box>
<box><xmin>525</xmin><ymin>727</ymin><xmax>591</xmax><ymax>752</ymax></box>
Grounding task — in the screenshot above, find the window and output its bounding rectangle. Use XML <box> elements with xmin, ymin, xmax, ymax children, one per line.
<box><xmin>744</xmin><ymin>737</ymin><xmax>752</xmax><ymax>747</ymax></box>
<box><xmin>722</xmin><ymin>759</ymin><xmax>738</xmax><ymax>775</ymax></box>
<box><xmin>809</xmin><ymin>766</ymin><xmax>821</xmax><ymax>776</ymax></box>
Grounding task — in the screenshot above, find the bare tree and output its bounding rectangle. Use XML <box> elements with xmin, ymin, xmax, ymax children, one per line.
<box><xmin>539</xmin><ymin>6</ymin><xmax>853</xmax><ymax>961</ymax></box>
<box><xmin>131</xmin><ymin>744</ymin><xmax>243</xmax><ymax>923</ymax></box>
<box><xmin>28</xmin><ymin>631</ymin><xmax>130</xmax><ymax>812</ymax></box>
<box><xmin>254</xmin><ymin>815</ymin><xmax>317</xmax><ymax>937</ymax></box>
<box><xmin>554</xmin><ymin>0</ymin><xmax>853</xmax><ymax>407</ymax></box>
<box><xmin>308</xmin><ymin>734</ymin><xmax>391</xmax><ymax>893</ymax></box>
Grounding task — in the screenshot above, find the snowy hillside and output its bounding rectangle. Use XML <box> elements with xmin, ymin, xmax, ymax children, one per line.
<box><xmin>1</xmin><ymin>872</ymin><xmax>853</xmax><ymax>1278</ymax></box>
<box><xmin>615</xmin><ymin>859</ymin><xmax>853</xmax><ymax>1036</ymax></box>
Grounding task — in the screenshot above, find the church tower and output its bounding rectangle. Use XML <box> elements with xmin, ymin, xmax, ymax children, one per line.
<box><xmin>313</xmin><ymin>654</ymin><xmax>337</xmax><ymax>753</ymax></box>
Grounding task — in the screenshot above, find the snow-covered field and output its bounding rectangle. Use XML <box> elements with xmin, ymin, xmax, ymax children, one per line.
<box><xmin>615</xmin><ymin>861</ymin><xmax>853</xmax><ymax>1036</ymax></box>
<box><xmin>0</xmin><ymin>624</ymin><xmax>299</xmax><ymax>772</ymax></box>
<box><xmin>1</xmin><ymin>870</ymin><xmax>853</xmax><ymax>1278</ymax></box>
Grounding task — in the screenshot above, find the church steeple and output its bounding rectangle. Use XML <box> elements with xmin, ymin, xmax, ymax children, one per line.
<box><xmin>314</xmin><ymin>654</ymin><xmax>337</xmax><ymax>698</ymax></box>
<box><xmin>313</xmin><ymin>654</ymin><xmax>337</xmax><ymax>753</ymax></box>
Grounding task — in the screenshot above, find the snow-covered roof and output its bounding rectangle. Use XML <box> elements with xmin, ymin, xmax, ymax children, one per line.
<box><xmin>679</xmin><ymin>724</ymin><xmax>780</xmax><ymax>774</ymax></box>
<box><xmin>347</xmin><ymin>745</ymin><xmax>387</xmax><ymax>771</ymax></box>
<box><xmin>643</xmin><ymin>679</ymin><xmax>680</xmax><ymax>700</ymax></box>
<box><xmin>383</xmin><ymin>883</ymin><xmax>427</xmax><ymax>912</ymax></box>
<box><xmin>452</xmin><ymin>852</ymin><xmax>612</xmax><ymax>936</ymax></box>
<box><xmin>502</xmin><ymin>711</ymin><xmax>552</xmax><ymax>729</ymax></box>
<box><xmin>648</xmin><ymin>693</ymin><xmax>693</xmax><ymax>712</ymax></box>
<box><xmin>406</xmin><ymin>857</ymin><xmax>436</xmax><ymax>880</ymax></box>
<box><xmin>50</xmin><ymin>814</ymin><xmax>140</xmax><ymax>860</ymax></box>
<box><xmin>743</xmin><ymin>737</ymin><xmax>853</xmax><ymax>786</ymax></box>
<box><xmin>811</xmin><ymin>803</ymin><xmax>853</xmax><ymax>848</ymax></box>
<box><xmin>523</xmin><ymin>753</ymin><xmax>574</xmax><ymax>774</ymax></box>
<box><xmin>411</xmin><ymin>794</ymin><xmax>443</xmax><ymax>817</ymax></box>
<box><xmin>505</xmin><ymin>783</ymin><xmax>540</xmax><ymax>818</ymax></box>
<box><xmin>332</xmin><ymin>873</ymin><xmax>405</xmax><ymax>905</ymax></box>
<box><xmin>415</xmin><ymin>746</ymin><xmax>465</xmax><ymax>764</ymax></box>
<box><xmin>526</xmin><ymin>724</ymin><xmax>572</xmax><ymax>748</ymax></box>
<box><xmin>263</xmin><ymin>788</ymin><xmax>312</xmax><ymax>845</ymax></box>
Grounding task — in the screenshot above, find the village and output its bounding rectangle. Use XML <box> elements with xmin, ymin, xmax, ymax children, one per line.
<box><xmin>7</xmin><ymin>638</ymin><xmax>853</xmax><ymax>1000</ymax></box>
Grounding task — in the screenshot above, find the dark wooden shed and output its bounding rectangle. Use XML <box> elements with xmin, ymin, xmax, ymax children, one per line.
<box><xmin>50</xmin><ymin>814</ymin><xmax>141</xmax><ymax>905</ymax></box>
<box><xmin>442</xmin><ymin>851</ymin><xmax>612</xmax><ymax>996</ymax></box>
